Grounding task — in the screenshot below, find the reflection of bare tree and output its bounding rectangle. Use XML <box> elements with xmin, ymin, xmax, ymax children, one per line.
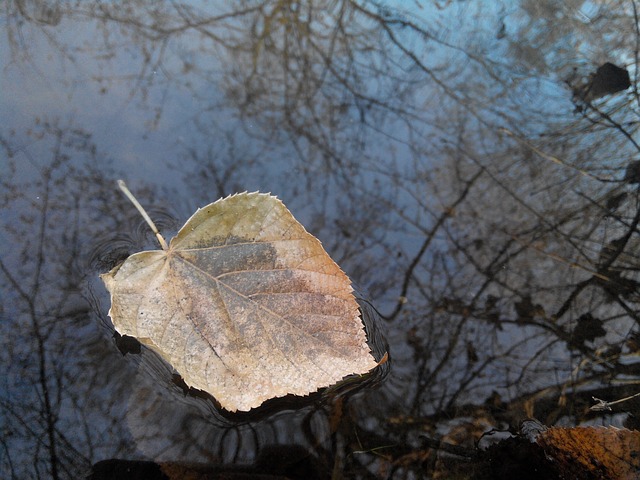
<box><xmin>221</xmin><ymin>3</ymin><xmax>640</xmax><ymax>474</ymax></box>
<box><xmin>0</xmin><ymin>120</ymin><xmax>146</xmax><ymax>479</ymax></box>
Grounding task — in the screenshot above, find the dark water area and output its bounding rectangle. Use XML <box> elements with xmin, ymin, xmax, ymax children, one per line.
<box><xmin>2</xmin><ymin>2</ymin><xmax>640</xmax><ymax>479</ymax></box>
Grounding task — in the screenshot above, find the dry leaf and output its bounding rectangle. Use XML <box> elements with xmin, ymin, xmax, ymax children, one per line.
<box><xmin>537</xmin><ymin>426</ymin><xmax>640</xmax><ymax>479</ymax></box>
<box><xmin>101</xmin><ymin>191</ymin><xmax>377</xmax><ymax>411</ymax></box>
<box><xmin>479</xmin><ymin>422</ymin><xmax>640</xmax><ymax>479</ymax></box>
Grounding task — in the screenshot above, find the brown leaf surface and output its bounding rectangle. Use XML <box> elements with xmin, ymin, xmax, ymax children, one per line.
<box><xmin>537</xmin><ymin>426</ymin><xmax>640</xmax><ymax>479</ymax></box>
<box><xmin>101</xmin><ymin>192</ymin><xmax>377</xmax><ymax>411</ymax></box>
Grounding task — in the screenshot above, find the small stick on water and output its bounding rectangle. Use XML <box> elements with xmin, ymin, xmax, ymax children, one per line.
<box><xmin>117</xmin><ymin>179</ymin><xmax>169</xmax><ymax>251</ymax></box>
<box><xmin>590</xmin><ymin>392</ymin><xmax>640</xmax><ymax>411</ymax></box>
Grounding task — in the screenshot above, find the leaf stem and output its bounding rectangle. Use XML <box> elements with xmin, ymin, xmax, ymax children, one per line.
<box><xmin>117</xmin><ymin>180</ymin><xmax>169</xmax><ymax>250</ymax></box>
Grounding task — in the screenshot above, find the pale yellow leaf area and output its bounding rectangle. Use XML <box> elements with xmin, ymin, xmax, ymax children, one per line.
<box><xmin>101</xmin><ymin>192</ymin><xmax>377</xmax><ymax>411</ymax></box>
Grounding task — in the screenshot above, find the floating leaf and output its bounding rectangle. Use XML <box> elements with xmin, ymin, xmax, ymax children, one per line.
<box><xmin>574</xmin><ymin>62</ymin><xmax>631</xmax><ymax>102</ymax></box>
<box><xmin>537</xmin><ymin>426</ymin><xmax>640</xmax><ymax>479</ymax></box>
<box><xmin>101</xmin><ymin>184</ymin><xmax>378</xmax><ymax>412</ymax></box>
<box><xmin>481</xmin><ymin>422</ymin><xmax>640</xmax><ymax>479</ymax></box>
<box><xmin>568</xmin><ymin>313</ymin><xmax>606</xmax><ymax>350</ymax></box>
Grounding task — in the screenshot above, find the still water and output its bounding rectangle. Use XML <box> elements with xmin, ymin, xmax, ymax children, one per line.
<box><xmin>2</xmin><ymin>1</ymin><xmax>639</xmax><ymax>478</ymax></box>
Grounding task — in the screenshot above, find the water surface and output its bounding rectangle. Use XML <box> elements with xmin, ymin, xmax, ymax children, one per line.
<box><xmin>2</xmin><ymin>1</ymin><xmax>639</xmax><ymax>478</ymax></box>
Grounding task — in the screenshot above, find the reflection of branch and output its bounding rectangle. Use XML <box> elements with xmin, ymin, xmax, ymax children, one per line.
<box><xmin>579</xmin><ymin>102</ymin><xmax>640</xmax><ymax>154</ymax></box>
<box><xmin>632</xmin><ymin>0</ymin><xmax>640</xmax><ymax>109</ymax></box>
<box><xmin>419</xmin><ymin>436</ymin><xmax>475</xmax><ymax>459</ymax></box>
<box><xmin>0</xmin><ymin>184</ymin><xmax>61</xmax><ymax>480</ymax></box>
<box><xmin>499</xmin><ymin>128</ymin><xmax>611</xmax><ymax>182</ymax></box>
<box><xmin>552</xmin><ymin>199</ymin><xmax>640</xmax><ymax>323</ymax></box>
<box><xmin>1</xmin><ymin>122</ymin><xmax>137</xmax><ymax>478</ymax></box>
<box><xmin>511</xmin><ymin>235</ymin><xmax>609</xmax><ymax>282</ymax></box>
<box><xmin>0</xmin><ymin>259</ymin><xmax>30</xmax><ymax>303</ymax></box>
<box><xmin>419</xmin><ymin>380</ymin><xmax>640</xmax><ymax>428</ymax></box>
<box><xmin>30</xmin><ymin>169</ymin><xmax>61</xmax><ymax>480</ymax></box>
<box><xmin>385</xmin><ymin>168</ymin><xmax>483</xmax><ymax>322</ymax></box>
